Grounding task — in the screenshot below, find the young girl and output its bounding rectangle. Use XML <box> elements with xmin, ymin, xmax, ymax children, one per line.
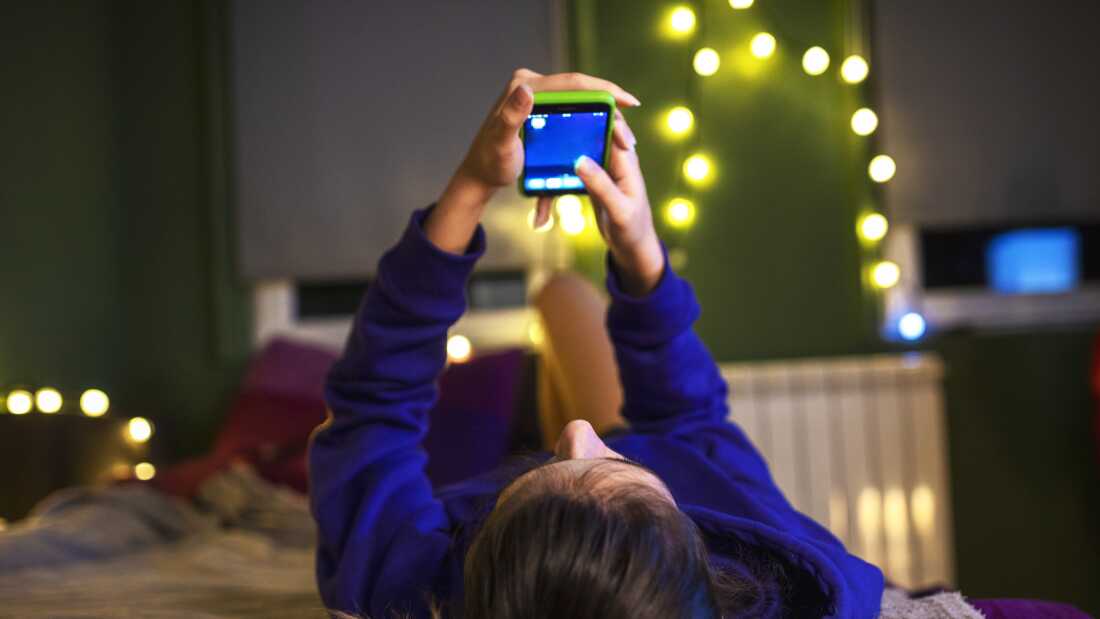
<box><xmin>309</xmin><ymin>70</ymin><xmax>884</xmax><ymax>618</ymax></box>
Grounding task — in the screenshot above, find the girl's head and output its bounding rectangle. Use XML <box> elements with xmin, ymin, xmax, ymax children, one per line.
<box><xmin>461</xmin><ymin>420</ymin><xmax>752</xmax><ymax>619</ymax></box>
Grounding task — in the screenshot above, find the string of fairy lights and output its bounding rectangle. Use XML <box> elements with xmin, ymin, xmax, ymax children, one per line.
<box><xmin>1</xmin><ymin>386</ymin><xmax>158</xmax><ymax>481</ymax></box>
<box><xmin>514</xmin><ymin>0</ymin><xmax>927</xmax><ymax>345</ymax></box>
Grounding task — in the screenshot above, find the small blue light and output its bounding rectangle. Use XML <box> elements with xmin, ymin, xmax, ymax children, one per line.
<box><xmin>898</xmin><ymin>312</ymin><xmax>927</xmax><ymax>341</ymax></box>
<box><xmin>526</xmin><ymin>178</ymin><xmax>546</xmax><ymax>190</ymax></box>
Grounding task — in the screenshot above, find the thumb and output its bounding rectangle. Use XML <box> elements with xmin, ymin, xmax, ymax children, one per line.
<box><xmin>574</xmin><ymin>155</ymin><xmax>626</xmax><ymax>220</ymax></box>
<box><xmin>492</xmin><ymin>84</ymin><xmax>533</xmax><ymax>140</ymax></box>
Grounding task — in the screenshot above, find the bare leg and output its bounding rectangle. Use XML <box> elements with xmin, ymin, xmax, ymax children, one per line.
<box><xmin>533</xmin><ymin>273</ymin><xmax>625</xmax><ymax>449</ymax></box>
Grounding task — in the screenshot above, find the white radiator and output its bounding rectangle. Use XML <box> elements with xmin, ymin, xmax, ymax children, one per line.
<box><xmin>720</xmin><ymin>354</ymin><xmax>954</xmax><ymax>589</ymax></box>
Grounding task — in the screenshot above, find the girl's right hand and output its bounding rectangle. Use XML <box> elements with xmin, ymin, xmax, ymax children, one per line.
<box><xmin>573</xmin><ymin>116</ymin><xmax>665</xmax><ymax>297</ymax></box>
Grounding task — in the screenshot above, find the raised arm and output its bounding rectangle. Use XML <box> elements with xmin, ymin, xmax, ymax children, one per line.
<box><xmin>309</xmin><ymin>207</ymin><xmax>484</xmax><ymax>614</ymax></box>
<box><xmin>573</xmin><ymin>118</ymin><xmax>773</xmax><ymax>479</ymax></box>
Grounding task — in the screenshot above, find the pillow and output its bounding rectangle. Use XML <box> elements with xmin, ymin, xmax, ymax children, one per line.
<box><xmin>156</xmin><ymin>337</ymin><xmax>526</xmax><ymax>496</ymax></box>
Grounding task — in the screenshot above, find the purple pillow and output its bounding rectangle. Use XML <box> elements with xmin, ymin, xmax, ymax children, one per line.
<box><xmin>422</xmin><ymin>349</ymin><xmax>525</xmax><ymax>487</ymax></box>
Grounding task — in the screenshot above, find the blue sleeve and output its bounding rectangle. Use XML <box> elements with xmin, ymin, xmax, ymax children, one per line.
<box><xmin>607</xmin><ymin>252</ymin><xmax>879</xmax><ymax>598</ymax></box>
<box><xmin>308</xmin><ymin>207</ymin><xmax>482</xmax><ymax>616</ymax></box>
<box><xmin>605</xmin><ymin>250</ymin><xmax>776</xmax><ymax>484</ymax></box>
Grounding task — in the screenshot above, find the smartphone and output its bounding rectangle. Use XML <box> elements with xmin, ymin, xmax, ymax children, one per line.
<box><xmin>520</xmin><ymin>90</ymin><xmax>616</xmax><ymax>197</ymax></box>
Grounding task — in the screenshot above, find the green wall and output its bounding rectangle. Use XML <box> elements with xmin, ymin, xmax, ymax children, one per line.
<box><xmin>571</xmin><ymin>0</ymin><xmax>1099</xmax><ymax>612</ymax></box>
<box><xmin>0</xmin><ymin>1</ymin><xmax>250</xmax><ymax>461</ymax></box>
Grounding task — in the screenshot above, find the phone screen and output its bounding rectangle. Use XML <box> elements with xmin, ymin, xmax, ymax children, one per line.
<box><xmin>522</xmin><ymin>103</ymin><xmax>611</xmax><ymax>196</ymax></box>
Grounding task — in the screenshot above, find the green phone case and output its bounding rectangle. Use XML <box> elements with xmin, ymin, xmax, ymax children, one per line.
<box><xmin>520</xmin><ymin>90</ymin><xmax>617</xmax><ymax>197</ymax></box>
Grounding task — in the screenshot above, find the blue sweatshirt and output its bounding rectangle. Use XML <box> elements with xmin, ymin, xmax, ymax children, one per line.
<box><xmin>309</xmin><ymin>208</ymin><xmax>884</xmax><ymax>618</ymax></box>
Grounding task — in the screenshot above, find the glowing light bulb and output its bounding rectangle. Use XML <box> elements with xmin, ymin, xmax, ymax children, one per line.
<box><xmin>6</xmin><ymin>390</ymin><xmax>33</xmax><ymax>415</ymax></box>
<box><xmin>871</xmin><ymin>261</ymin><xmax>901</xmax><ymax>289</ymax></box>
<box><xmin>868</xmin><ymin>154</ymin><xmax>896</xmax><ymax>183</ymax></box>
<box><xmin>801</xmin><ymin>46</ymin><xmax>830</xmax><ymax>75</ymax></box>
<box><xmin>665</xmin><ymin>106</ymin><xmax>694</xmax><ymax>135</ymax></box>
<box><xmin>851</xmin><ymin>107</ymin><xmax>878</xmax><ymax>136</ymax></box>
<box><xmin>560</xmin><ymin>212</ymin><xmax>586</xmax><ymax>235</ymax></box>
<box><xmin>898</xmin><ymin>312</ymin><xmax>927</xmax><ymax>341</ymax></box>
<box><xmin>35</xmin><ymin>388</ymin><xmax>63</xmax><ymax>414</ymax></box>
<box><xmin>527</xmin><ymin>207</ymin><xmax>554</xmax><ymax>233</ymax></box>
<box><xmin>750</xmin><ymin>32</ymin><xmax>776</xmax><ymax>59</ymax></box>
<box><xmin>555</xmin><ymin>194</ymin><xmax>582</xmax><ymax>218</ymax></box>
<box><xmin>80</xmin><ymin>388</ymin><xmax>110</xmax><ymax>417</ymax></box>
<box><xmin>693</xmin><ymin>48</ymin><xmax>720</xmax><ymax>76</ymax></box>
<box><xmin>527</xmin><ymin>320</ymin><xmax>544</xmax><ymax>347</ymax></box>
<box><xmin>664</xmin><ymin>198</ymin><xmax>696</xmax><ymax>229</ymax></box>
<box><xmin>841</xmin><ymin>55</ymin><xmax>869</xmax><ymax>84</ymax></box>
<box><xmin>128</xmin><ymin>417</ymin><xmax>153</xmax><ymax>443</ymax></box>
<box><xmin>858</xmin><ymin>213</ymin><xmax>889</xmax><ymax>242</ymax></box>
<box><xmin>682</xmin><ymin>154</ymin><xmax>712</xmax><ymax>184</ymax></box>
<box><xmin>134</xmin><ymin>462</ymin><xmax>156</xmax><ymax>481</ymax></box>
<box><xmin>556</xmin><ymin>195</ymin><xmax>586</xmax><ymax>235</ymax></box>
<box><xmin>668</xmin><ymin>6</ymin><xmax>696</xmax><ymax>35</ymax></box>
<box><xmin>729</xmin><ymin>0</ymin><xmax>754</xmax><ymax>8</ymax></box>
<box><xmin>447</xmin><ymin>334</ymin><xmax>473</xmax><ymax>363</ymax></box>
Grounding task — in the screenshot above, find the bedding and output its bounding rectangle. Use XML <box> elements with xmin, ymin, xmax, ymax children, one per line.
<box><xmin>0</xmin><ymin>464</ymin><xmax>323</xmax><ymax>618</ymax></box>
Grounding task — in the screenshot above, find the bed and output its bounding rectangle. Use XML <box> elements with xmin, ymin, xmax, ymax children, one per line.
<box><xmin>0</xmin><ymin>336</ymin><xmax>1090</xmax><ymax>618</ymax></box>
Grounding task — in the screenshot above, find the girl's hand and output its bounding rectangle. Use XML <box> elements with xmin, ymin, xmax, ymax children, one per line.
<box><xmin>426</xmin><ymin>69</ymin><xmax>640</xmax><ymax>254</ymax></box>
<box><xmin>573</xmin><ymin>116</ymin><xmax>665</xmax><ymax>296</ymax></box>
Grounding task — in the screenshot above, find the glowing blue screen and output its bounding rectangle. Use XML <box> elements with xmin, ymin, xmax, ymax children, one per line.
<box><xmin>523</xmin><ymin>111</ymin><xmax>608</xmax><ymax>192</ymax></box>
<box><xmin>987</xmin><ymin>227</ymin><xmax>1080</xmax><ymax>294</ymax></box>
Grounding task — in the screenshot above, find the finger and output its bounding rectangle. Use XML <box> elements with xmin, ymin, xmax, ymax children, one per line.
<box><xmin>607</xmin><ymin>118</ymin><xmax>645</xmax><ymax>197</ymax></box>
<box><xmin>494</xmin><ymin>68</ymin><xmax>544</xmax><ymax>109</ymax></box>
<box><xmin>492</xmin><ymin>84</ymin><xmax>534</xmax><ymax>140</ymax></box>
<box><xmin>575</xmin><ymin>155</ymin><xmax>627</xmax><ymax>217</ymax></box>
<box><xmin>614</xmin><ymin>109</ymin><xmax>637</xmax><ymax>147</ymax></box>
<box><xmin>535</xmin><ymin>196</ymin><xmax>553</xmax><ymax>228</ymax></box>
<box><xmin>527</xmin><ymin>72</ymin><xmax>641</xmax><ymax>107</ymax></box>
<box><xmin>612</xmin><ymin>115</ymin><xmax>636</xmax><ymax>151</ymax></box>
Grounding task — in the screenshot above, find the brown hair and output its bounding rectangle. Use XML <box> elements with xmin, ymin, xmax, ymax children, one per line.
<box><xmin>460</xmin><ymin>461</ymin><xmax>758</xmax><ymax>619</ymax></box>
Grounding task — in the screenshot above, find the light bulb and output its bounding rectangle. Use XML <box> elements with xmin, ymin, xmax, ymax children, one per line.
<box><xmin>682</xmin><ymin>154</ymin><xmax>712</xmax><ymax>184</ymax></box>
<box><xmin>851</xmin><ymin>108</ymin><xmax>878</xmax><ymax>136</ymax></box>
<box><xmin>665</xmin><ymin>106</ymin><xmax>694</xmax><ymax>135</ymax></box>
<box><xmin>555</xmin><ymin>194</ymin><xmax>583</xmax><ymax>218</ymax></box>
<box><xmin>527</xmin><ymin>320</ymin><xmax>545</xmax><ymax>347</ymax></box>
<box><xmin>35</xmin><ymin>388</ymin><xmax>63</xmax><ymax>414</ymax></box>
<box><xmin>6</xmin><ymin>390</ymin><xmax>33</xmax><ymax>415</ymax></box>
<box><xmin>669</xmin><ymin>6</ymin><xmax>696</xmax><ymax>35</ymax></box>
<box><xmin>898</xmin><ymin>312</ymin><xmax>927</xmax><ymax>341</ymax></box>
<box><xmin>80</xmin><ymin>388</ymin><xmax>110</xmax><ymax>417</ymax></box>
<box><xmin>858</xmin><ymin>213</ymin><xmax>889</xmax><ymax>242</ymax></box>
<box><xmin>527</xmin><ymin>207</ymin><xmax>554</xmax><ymax>233</ymax></box>
<box><xmin>868</xmin><ymin>155</ymin><xmax>896</xmax><ymax>183</ymax></box>
<box><xmin>750</xmin><ymin>32</ymin><xmax>776</xmax><ymax>59</ymax></box>
<box><xmin>128</xmin><ymin>417</ymin><xmax>153</xmax><ymax>443</ymax></box>
<box><xmin>841</xmin><ymin>55</ymin><xmax>869</xmax><ymax>84</ymax></box>
<box><xmin>447</xmin><ymin>334</ymin><xmax>473</xmax><ymax>363</ymax></box>
<box><xmin>802</xmin><ymin>46</ymin><xmax>830</xmax><ymax>75</ymax></box>
<box><xmin>134</xmin><ymin>462</ymin><xmax>156</xmax><ymax>481</ymax></box>
<box><xmin>729</xmin><ymin>0</ymin><xmax>754</xmax><ymax>8</ymax></box>
<box><xmin>693</xmin><ymin>48</ymin><xmax>720</xmax><ymax>76</ymax></box>
<box><xmin>871</xmin><ymin>261</ymin><xmax>901</xmax><ymax>289</ymax></box>
<box><xmin>665</xmin><ymin>198</ymin><xmax>696</xmax><ymax>229</ymax></box>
